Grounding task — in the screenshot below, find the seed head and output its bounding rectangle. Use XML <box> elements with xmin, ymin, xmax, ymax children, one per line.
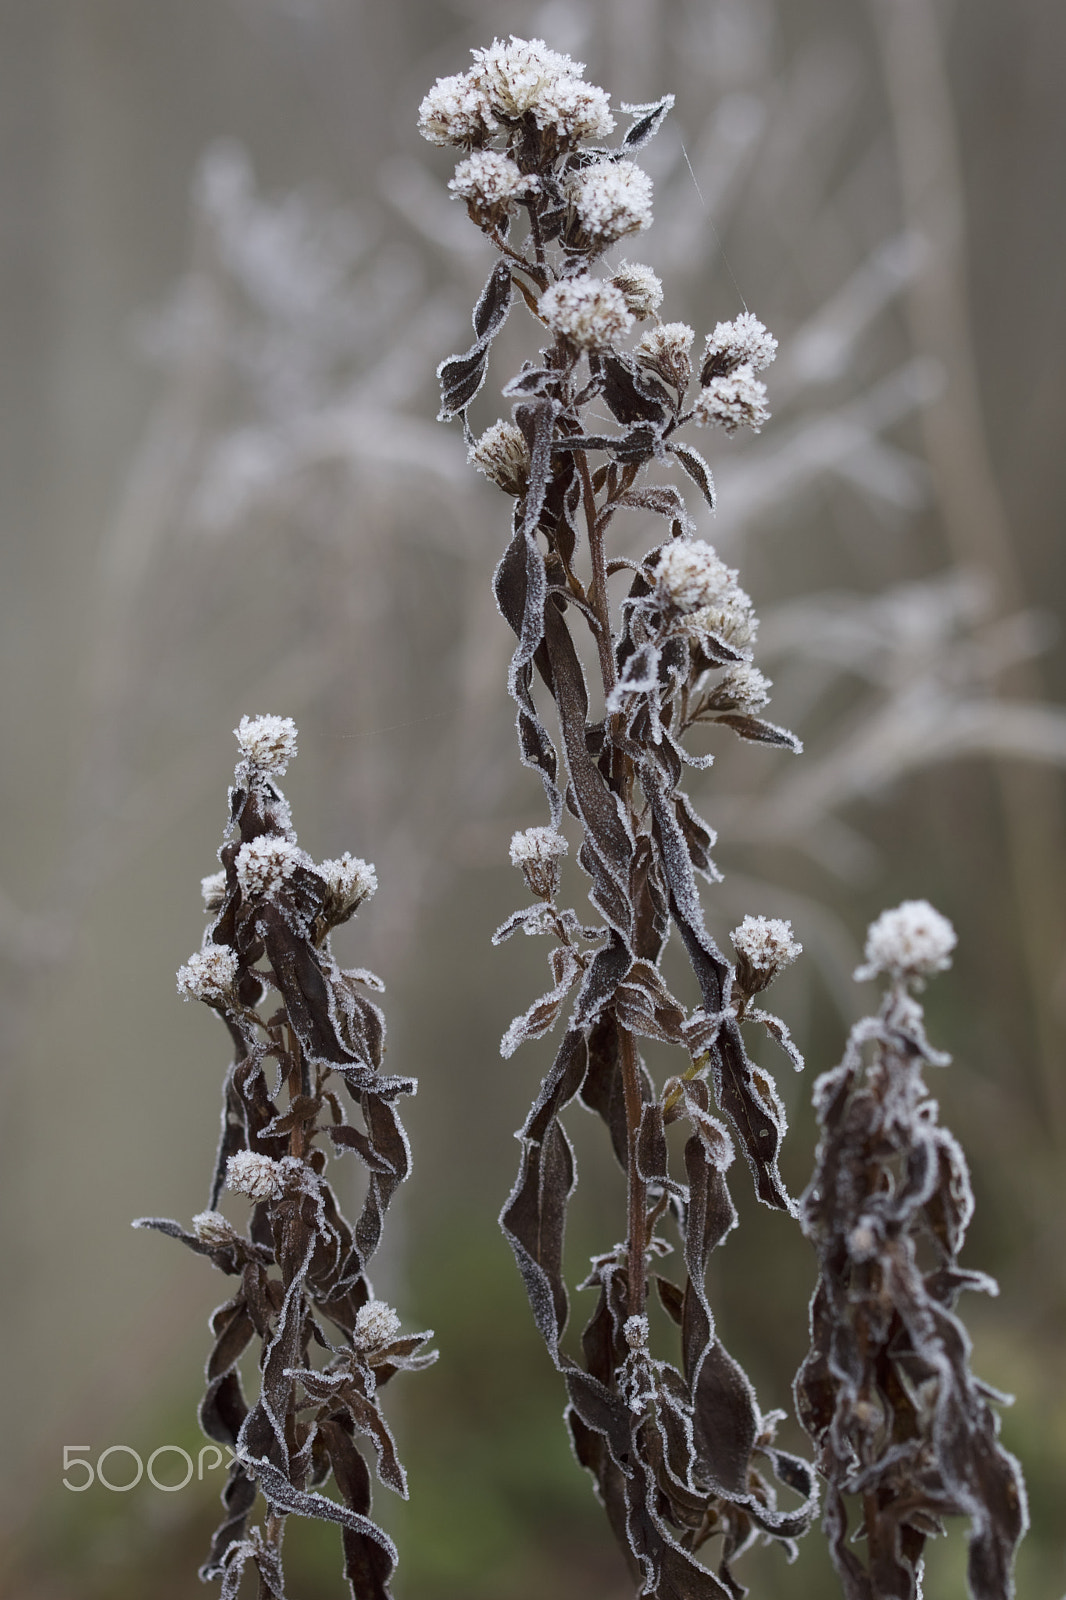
<box><xmin>624</xmin><ymin>1313</ymin><xmax>650</xmax><ymax>1349</ymax></box>
<box><xmin>225</xmin><ymin>1149</ymin><xmax>284</xmax><ymax>1202</ymax></box>
<box><xmin>710</xmin><ymin>663</ymin><xmax>772</xmax><ymax>713</ymax></box>
<box><xmin>235</xmin><ymin>714</ymin><xmax>298</xmax><ymax>777</ymax></box>
<box><xmin>449</xmin><ymin>150</ymin><xmax>531</xmax><ymax>220</ymax></box>
<box><xmin>191</xmin><ymin>1210</ymin><xmax>237</xmax><ymax>1248</ymax></box>
<box><xmin>855</xmin><ymin>900</ymin><xmax>957</xmax><ymax>984</ymax></box>
<box><xmin>319</xmin><ymin>852</ymin><xmax>377</xmax><ymax>927</ymax></box>
<box><xmin>509</xmin><ymin>826</ymin><xmax>569</xmax><ymax>867</ymax></box>
<box><xmin>610</xmin><ymin>261</ymin><xmax>663</xmax><ymax>319</ymax></box>
<box><xmin>636</xmin><ymin>321</ymin><xmax>694</xmax><ymax>390</ymax></box>
<box><xmin>417</xmin><ymin>71</ymin><xmax>496</xmax><ymax>147</ymax></box>
<box><xmin>652</xmin><ymin>539</ymin><xmax>736</xmax><ymax>615</ymax></box>
<box><xmin>236</xmin><ymin>836</ymin><xmax>304</xmax><ymax>900</ymax></box>
<box><xmin>469</xmin><ymin>420</ymin><xmax>531</xmax><ymax>495</ymax></box>
<box><xmin>566</xmin><ymin>160</ymin><xmax>653</xmax><ymax>246</ymax></box>
<box><xmin>701</xmin><ymin>312</ymin><xmax>778</xmax><ymax>381</ymax></box>
<box><xmin>692</xmin><ymin>364</ymin><xmax>771</xmax><ymax>434</ymax></box>
<box><xmin>353</xmin><ymin>1300</ymin><xmax>402</xmax><ymax>1352</ymax></box>
<box><xmin>539</xmin><ymin>276</ymin><xmax>633</xmax><ymax>351</ymax></box>
<box><xmin>201</xmin><ymin>870</ymin><xmax>227</xmax><ymax>912</ymax></box>
<box><xmin>467</xmin><ymin>37</ymin><xmax>615</xmax><ymax>140</ymax></box>
<box><xmin>730</xmin><ymin>915</ymin><xmax>802</xmax><ymax>994</ymax></box>
<box><xmin>177</xmin><ymin>942</ymin><xmax>239</xmax><ymax>1005</ymax></box>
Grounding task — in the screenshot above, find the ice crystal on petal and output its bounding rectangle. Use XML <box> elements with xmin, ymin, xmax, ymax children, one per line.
<box><xmin>470</xmin><ymin>419</ymin><xmax>531</xmax><ymax>495</ymax></box>
<box><xmin>566</xmin><ymin>160</ymin><xmax>653</xmax><ymax>245</ymax></box>
<box><xmin>730</xmin><ymin>915</ymin><xmax>802</xmax><ymax>992</ymax></box>
<box><xmin>539</xmin><ymin>276</ymin><xmax>632</xmax><ymax>350</ymax></box>
<box><xmin>610</xmin><ymin>261</ymin><xmax>662</xmax><ymax>319</ymax></box>
<box><xmin>235</xmin><ymin>714</ymin><xmax>298</xmax><ymax>777</ymax></box>
<box><xmin>855</xmin><ymin>899</ymin><xmax>957</xmax><ymax>983</ymax></box>
<box><xmin>702</xmin><ymin>312</ymin><xmax>778</xmax><ymax>378</ymax></box>
<box><xmin>417</xmin><ymin>71</ymin><xmax>496</xmax><ymax>147</ymax></box>
<box><xmin>201</xmin><ymin>870</ymin><xmax>227</xmax><ymax>911</ymax></box>
<box><xmin>652</xmin><ymin>539</ymin><xmax>736</xmax><ymax>614</ymax></box>
<box><xmin>353</xmin><ymin>1300</ymin><xmax>402</xmax><ymax>1352</ymax></box>
<box><xmin>510</xmin><ymin>826</ymin><xmax>569</xmax><ymax>866</ymax></box>
<box><xmin>449</xmin><ymin>150</ymin><xmax>531</xmax><ymax>217</ymax></box>
<box><xmin>225</xmin><ymin>1149</ymin><xmax>283</xmax><ymax>1201</ymax></box>
<box><xmin>236</xmin><ymin>836</ymin><xmax>303</xmax><ymax>899</ymax></box>
<box><xmin>177</xmin><ymin>942</ymin><xmax>239</xmax><ymax>1004</ymax></box>
<box><xmin>192</xmin><ymin>1210</ymin><xmax>236</xmax><ymax>1247</ymax></box>
<box><xmin>692</xmin><ymin>363</ymin><xmax>771</xmax><ymax>434</ymax></box>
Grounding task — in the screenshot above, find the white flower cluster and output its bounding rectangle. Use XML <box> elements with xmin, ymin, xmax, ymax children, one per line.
<box><xmin>730</xmin><ymin>915</ymin><xmax>803</xmax><ymax>989</ymax></box>
<box><xmin>320</xmin><ymin>852</ymin><xmax>377</xmax><ymax>912</ymax></box>
<box><xmin>566</xmin><ymin>160</ymin><xmax>653</xmax><ymax>245</ymax></box>
<box><xmin>419</xmin><ymin>37</ymin><xmax>614</xmax><ymax>148</ymax></box>
<box><xmin>449</xmin><ymin>150</ymin><xmax>531</xmax><ymax>216</ymax></box>
<box><xmin>235</xmin><ymin>835</ymin><xmax>304</xmax><ymax>899</ymax></box>
<box><xmin>623</xmin><ymin>1313</ymin><xmax>650</xmax><ymax>1349</ymax></box>
<box><xmin>713</xmin><ymin>663</ymin><xmax>772</xmax><ymax>713</ymax></box>
<box><xmin>539</xmin><ymin>275</ymin><xmax>633</xmax><ymax>350</ymax></box>
<box><xmin>636</xmin><ymin>321</ymin><xmax>695</xmax><ymax>389</ymax></box>
<box><xmin>225</xmin><ymin>1149</ymin><xmax>284</xmax><ymax>1202</ymax></box>
<box><xmin>235</xmin><ymin>714</ymin><xmax>298</xmax><ymax>777</ymax></box>
<box><xmin>353</xmin><ymin>1300</ymin><xmax>402</xmax><ymax>1352</ymax></box>
<box><xmin>176</xmin><ymin>942</ymin><xmax>239</xmax><ymax>1005</ymax></box>
<box><xmin>509</xmin><ymin>826</ymin><xmax>568</xmax><ymax>867</ymax></box>
<box><xmin>611</xmin><ymin>261</ymin><xmax>662</xmax><ymax>320</ymax></box>
<box><xmin>692</xmin><ymin>367</ymin><xmax>771</xmax><ymax>435</ymax></box>
<box><xmin>469</xmin><ymin>420</ymin><xmax>531</xmax><ymax>495</ymax></box>
<box><xmin>702</xmin><ymin>312</ymin><xmax>778</xmax><ymax>378</ymax></box>
<box><xmin>855</xmin><ymin>900</ymin><xmax>957</xmax><ymax>984</ymax></box>
<box><xmin>692</xmin><ymin>583</ymin><xmax>759</xmax><ymax>653</ymax></box>
<box><xmin>201</xmin><ymin>870</ymin><xmax>227</xmax><ymax>911</ymax></box>
<box><xmin>191</xmin><ymin>1210</ymin><xmax>236</xmax><ymax>1248</ymax></box>
<box><xmin>651</xmin><ymin>539</ymin><xmax>736</xmax><ymax>614</ymax></box>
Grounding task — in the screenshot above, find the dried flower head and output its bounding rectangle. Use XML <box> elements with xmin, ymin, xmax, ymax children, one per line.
<box><xmin>353</xmin><ymin>1300</ymin><xmax>402</xmax><ymax>1352</ymax></box>
<box><xmin>539</xmin><ymin>275</ymin><xmax>633</xmax><ymax>350</ymax></box>
<box><xmin>467</xmin><ymin>36</ymin><xmax>615</xmax><ymax>141</ymax></box>
<box><xmin>651</xmin><ymin>539</ymin><xmax>736</xmax><ymax>614</ymax></box>
<box><xmin>191</xmin><ymin>1210</ymin><xmax>236</xmax><ymax>1248</ymax></box>
<box><xmin>176</xmin><ymin>942</ymin><xmax>239</xmax><ymax>1005</ymax></box>
<box><xmin>533</xmin><ymin>74</ymin><xmax>615</xmax><ymax>142</ymax></box>
<box><xmin>701</xmin><ymin>312</ymin><xmax>778</xmax><ymax>381</ymax></box>
<box><xmin>709</xmin><ymin>662</ymin><xmax>772</xmax><ymax>713</ymax></box>
<box><xmin>623</xmin><ymin>1313</ymin><xmax>650</xmax><ymax>1349</ymax></box>
<box><xmin>510</xmin><ymin>825</ymin><xmax>568</xmax><ymax>901</ymax></box>
<box><xmin>610</xmin><ymin>260</ymin><xmax>663</xmax><ymax>319</ymax></box>
<box><xmin>730</xmin><ymin>915</ymin><xmax>802</xmax><ymax>995</ymax></box>
<box><xmin>320</xmin><ymin>852</ymin><xmax>377</xmax><ymax>918</ymax></box>
<box><xmin>855</xmin><ymin>899</ymin><xmax>957</xmax><ymax>984</ymax></box>
<box><xmin>692</xmin><ymin>363</ymin><xmax>771</xmax><ymax>434</ymax></box>
<box><xmin>566</xmin><ymin>160</ymin><xmax>653</xmax><ymax>246</ymax></box>
<box><xmin>469</xmin><ymin>419</ymin><xmax>531</xmax><ymax>495</ymax></box>
<box><xmin>234</xmin><ymin>713</ymin><xmax>298</xmax><ymax>776</ymax></box>
<box><xmin>225</xmin><ymin>1149</ymin><xmax>284</xmax><ymax>1202</ymax></box>
<box><xmin>449</xmin><ymin>150</ymin><xmax>531</xmax><ymax>221</ymax></box>
<box><xmin>690</xmin><ymin>582</ymin><xmax>759</xmax><ymax>652</ymax></box>
<box><xmin>235</xmin><ymin>835</ymin><xmax>303</xmax><ymax>899</ymax></box>
<box><xmin>635</xmin><ymin>320</ymin><xmax>695</xmax><ymax>390</ymax></box>
<box><xmin>200</xmin><ymin>870</ymin><xmax>227</xmax><ymax>911</ymax></box>
<box><xmin>417</xmin><ymin>71</ymin><xmax>496</xmax><ymax>147</ymax></box>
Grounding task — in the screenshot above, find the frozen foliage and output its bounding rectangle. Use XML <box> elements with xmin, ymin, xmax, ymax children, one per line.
<box><xmin>692</xmin><ymin>364</ymin><xmax>772</xmax><ymax>434</ymax></box>
<box><xmin>469</xmin><ymin>420</ymin><xmax>531</xmax><ymax>495</ymax></box>
<box><xmin>176</xmin><ymin>942</ymin><xmax>239</xmax><ymax>1004</ymax></box>
<box><xmin>566</xmin><ymin>160</ymin><xmax>654</xmax><ymax>245</ymax></box>
<box><xmin>234</xmin><ymin>713</ymin><xmax>298</xmax><ymax>776</ymax></box>
<box><xmin>353</xmin><ymin>1300</ymin><xmax>402</xmax><ymax>1352</ymax></box>
<box><xmin>234</xmin><ymin>834</ymin><xmax>303</xmax><ymax>899</ymax></box>
<box><xmin>137</xmin><ymin>724</ymin><xmax>433</xmax><ymax>1600</ymax></box>
<box><xmin>225</xmin><ymin>1149</ymin><xmax>284</xmax><ymax>1201</ymax></box>
<box><xmin>538</xmin><ymin>276</ymin><xmax>633</xmax><ymax>350</ymax></box>
<box><xmin>856</xmin><ymin>897</ymin><xmax>957</xmax><ymax>983</ymax></box>
<box><xmin>796</xmin><ymin>948</ymin><xmax>1027</xmax><ymax>1598</ymax></box>
<box><xmin>610</xmin><ymin>261</ymin><xmax>663</xmax><ymax>319</ymax></box>
<box><xmin>730</xmin><ymin>915</ymin><xmax>802</xmax><ymax>993</ymax></box>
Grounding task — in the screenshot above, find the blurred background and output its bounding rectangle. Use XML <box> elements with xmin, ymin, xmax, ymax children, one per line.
<box><xmin>1</xmin><ymin>0</ymin><xmax>1064</xmax><ymax>1595</ymax></box>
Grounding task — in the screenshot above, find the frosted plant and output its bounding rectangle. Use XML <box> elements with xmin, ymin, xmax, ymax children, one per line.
<box><xmin>424</xmin><ymin>41</ymin><xmax>819</xmax><ymax>1597</ymax></box>
<box><xmin>795</xmin><ymin>903</ymin><xmax>1027</xmax><ymax>1598</ymax></box>
<box><xmin>136</xmin><ymin>718</ymin><xmax>433</xmax><ymax>1600</ymax></box>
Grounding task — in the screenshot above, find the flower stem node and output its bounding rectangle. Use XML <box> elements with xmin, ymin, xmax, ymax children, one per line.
<box><xmin>623</xmin><ymin>1313</ymin><xmax>650</xmax><ymax>1350</ymax></box>
<box><xmin>730</xmin><ymin>915</ymin><xmax>803</xmax><ymax>996</ymax></box>
<box><xmin>855</xmin><ymin>899</ymin><xmax>957</xmax><ymax>986</ymax></box>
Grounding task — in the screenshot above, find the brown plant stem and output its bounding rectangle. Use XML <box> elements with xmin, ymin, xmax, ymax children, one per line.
<box><xmin>620</xmin><ymin>1022</ymin><xmax>647</xmax><ymax>1319</ymax></box>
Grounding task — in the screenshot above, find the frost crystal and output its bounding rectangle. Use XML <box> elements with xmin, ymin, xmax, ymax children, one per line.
<box><xmin>235</xmin><ymin>714</ymin><xmax>298</xmax><ymax>776</ymax></box>
<box><xmin>692</xmin><ymin>364</ymin><xmax>771</xmax><ymax>434</ymax></box>
<box><xmin>176</xmin><ymin>942</ymin><xmax>239</xmax><ymax>1004</ymax></box>
<box><xmin>532</xmin><ymin>75</ymin><xmax>614</xmax><ymax>141</ymax></box>
<box><xmin>191</xmin><ymin>1210</ymin><xmax>236</xmax><ymax>1248</ymax></box>
<box><xmin>610</xmin><ymin>261</ymin><xmax>663</xmax><ymax>319</ymax></box>
<box><xmin>855</xmin><ymin>900</ymin><xmax>957</xmax><ymax>983</ymax></box>
<box><xmin>713</xmin><ymin>663</ymin><xmax>772</xmax><ymax>713</ymax></box>
<box><xmin>417</xmin><ymin>71</ymin><xmax>496</xmax><ymax>147</ymax></box>
<box><xmin>730</xmin><ymin>915</ymin><xmax>802</xmax><ymax>992</ymax></box>
<box><xmin>652</xmin><ymin>539</ymin><xmax>736</xmax><ymax>614</ymax></box>
<box><xmin>624</xmin><ymin>1313</ymin><xmax>650</xmax><ymax>1349</ymax></box>
<box><xmin>467</xmin><ymin>37</ymin><xmax>615</xmax><ymax>140</ymax></box>
<box><xmin>509</xmin><ymin>826</ymin><xmax>569</xmax><ymax>867</ymax></box>
<box><xmin>469</xmin><ymin>419</ymin><xmax>531</xmax><ymax>495</ymax></box>
<box><xmin>539</xmin><ymin>276</ymin><xmax>633</xmax><ymax>350</ymax></box>
<box><xmin>225</xmin><ymin>1149</ymin><xmax>284</xmax><ymax>1202</ymax></box>
<box><xmin>236</xmin><ymin>836</ymin><xmax>303</xmax><ymax>899</ymax></box>
<box><xmin>353</xmin><ymin>1300</ymin><xmax>402</xmax><ymax>1352</ymax></box>
<box><xmin>702</xmin><ymin>312</ymin><xmax>778</xmax><ymax>379</ymax></box>
<box><xmin>449</xmin><ymin>150</ymin><xmax>531</xmax><ymax>216</ymax></box>
<box><xmin>690</xmin><ymin>583</ymin><xmax>759</xmax><ymax>652</ymax></box>
<box><xmin>201</xmin><ymin>870</ymin><xmax>227</xmax><ymax>911</ymax></box>
<box><xmin>566</xmin><ymin>160</ymin><xmax>653</xmax><ymax>245</ymax></box>
<box><xmin>635</xmin><ymin>321</ymin><xmax>694</xmax><ymax>388</ymax></box>
<box><xmin>320</xmin><ymin>852</ymin><xmax>377</xmax><ymax>913</ymax></box>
